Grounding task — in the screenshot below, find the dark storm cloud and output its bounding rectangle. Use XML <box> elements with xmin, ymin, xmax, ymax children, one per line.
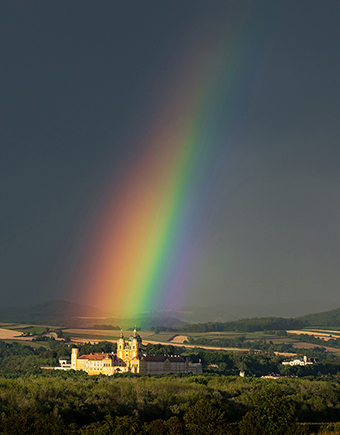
<box><xmin>1</xmin><ymin>1</ymin><xmax>340</xmax><ymax>314</ymax></box>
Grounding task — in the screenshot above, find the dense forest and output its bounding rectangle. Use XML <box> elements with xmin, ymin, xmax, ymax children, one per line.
<box><xmin>149</xmin><ymin>308</ymin><xmax>340</xmax><ymax>334</ymax></box>
<box><xmin>299</xmin><ymin>308</ymin><xmax>340</xmax><ymax>327</ymax></box>
<box><xmin>179</xmin><ymin>316</ymin><xmax>306</xmax><ymax>333</ymax></box>
<box><xmin>1</xmin><ymin>340</ymin><xmax>340</xmax><ymax>433</ymax></box>
<box><xmin>1</xmin><ymin>369</ymin><xmax>340</xmax><ymax>433</ymax></box>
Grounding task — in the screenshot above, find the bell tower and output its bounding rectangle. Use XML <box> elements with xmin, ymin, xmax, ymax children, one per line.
<box><xmin>117</xmin><ymin>330</ymin><xmax>125</xmax><ymax>359</ymax></box>
<box><xmin>130</xmin><ymin>326</ymin><xmax>142</xmax><ymax>358</ymax></box>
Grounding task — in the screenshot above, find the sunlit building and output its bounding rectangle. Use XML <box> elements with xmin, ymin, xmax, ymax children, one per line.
<box><xmin>70</xmin><ymin>328</ymin><xmax>202</xmax><ymax>375</ymax></box>
<box><xmin>281</xmin><ymin>355</ymin><xmax>315</xmax><ymax>366</ymax></box>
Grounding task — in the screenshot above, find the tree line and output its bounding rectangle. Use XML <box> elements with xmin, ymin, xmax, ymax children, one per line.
<box><xmin>179</xmin><ymin>317</ymin><xmax>306</xmax><ymax>333</ymax></box>
<box><xmin>1</xmin><ymin>340</ymin><xmax>340</xmax><ymax>378</ymax></box>
<box><xmin>0</xmin><ymin>371</ymin><xmax>340</xmax><ymax>433</ymax></box>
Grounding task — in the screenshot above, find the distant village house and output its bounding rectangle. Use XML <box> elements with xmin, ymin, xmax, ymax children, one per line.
<box><xmin>282</xmin><ymin>355</ymin><xmax>316</xmax><ymax>366</ymax></box>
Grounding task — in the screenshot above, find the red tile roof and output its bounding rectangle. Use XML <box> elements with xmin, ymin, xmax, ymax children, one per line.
<box><xmin>78</xmin><ymin>353</ymin><xmax>113</xmax><ymax>360</ymax></box>
<box><xmin>142</xmin><ymin>355</ymin><xmax>166</xmax><ymax>362</ymax></box>
<box><xmin>142</xmin><ymin>355</ymin><xmax>185</xmax><ymax>362</ymax></box>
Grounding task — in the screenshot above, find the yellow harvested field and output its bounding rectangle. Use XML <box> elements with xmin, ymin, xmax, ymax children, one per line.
<box><xmin>0</xmin><ymin>328</ymin><xmax>33</xmax><ymax>340</ymax></box>
<box><xmin>287</xmin><ymin>330</ymin><xmax>340</xmax><ymax>341</ymax></box>
<box><xmin>300</xmin><ymin>329</ymin><xmax>340</xmax><ymax>334</ymax></box>
<box><xmin>169</xmin><ymin>335</ymin><xmax>189</xmax><ymax>343</ymax></box>
<box><xmin>274</xmin><ymin>352</ymin><xmax>297</xmax><ymax>357</ymax></box>
<box><xmin>43</xmin><ymin>332</ymin><xmax>64</xmax><ymax>341</ymax></box>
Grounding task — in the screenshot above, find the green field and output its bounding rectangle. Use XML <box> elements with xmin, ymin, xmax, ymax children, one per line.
<box><xmin>1</xmin><ymin>323</ymin><xmax>340</xmax><ymax>357</ymax></box>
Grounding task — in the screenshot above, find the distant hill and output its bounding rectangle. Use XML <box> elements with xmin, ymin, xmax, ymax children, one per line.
<box><xmin>0</xmin><ymin>300</ymin><xmax>109</xmax><ymax>326</ymax></box>
<box><xmin>0</xmin><ymin>300</ymin><xmax>187</xmax><ymax>329</ymax></box>
<box><xmin>1</xmin><ymin>299</ymin><xmax>340</xmax><ymax>331</ymax></box>
<box><xmin>298</xmin><ymin>307</ymin><xmax>340</xmax><ymax>327</ymax></box>
<box><xmin>177</xmin><ymin>307</ymin><xmax>340</xmax><ymax>333</ymax></box>
<box><xmin>153</xmin><ymin>300</ymin><xmax>339</xmax><ymax>324</ymax></box>
<box><xmin>180</xmin><ymin>316</ymin><xmax>306</xmax><ymax>333</ymax></box>
<box><xmin>118</xmin><ymin>316</ymin><xmax>187</xmax><ymax>330</ymax></box>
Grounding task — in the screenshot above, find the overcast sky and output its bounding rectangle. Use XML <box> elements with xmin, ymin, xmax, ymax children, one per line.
<box><xmin>1</xmin><ymin>1</ymin><xmax>340</xmax><ymax>314</ymax></box>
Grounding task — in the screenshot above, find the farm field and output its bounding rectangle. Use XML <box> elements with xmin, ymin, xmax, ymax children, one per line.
<box><xmin>1</xmin><ymin>323</ymin><xmax>340</xmax><ymax>356</ymax></box>
<box><xmin>292</xmin><ymin>342</ymin><xmax>340</xmax><ymax>353</ymax></box>
<box><xmin>0</xmin><ymin>328</ymin><xmax>31</xmax><ymax>341</ymax></box>
<box><xmin>288</xmin><ymin>329</ymin><xmax>340</xmax><ymax>339</ymax></box>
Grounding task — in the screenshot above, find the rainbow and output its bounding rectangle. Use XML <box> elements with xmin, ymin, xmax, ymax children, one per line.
<box><xmin>67</xmin><ymin>29</ymin><xmax>260</xmax><ymax>317</ymax></box>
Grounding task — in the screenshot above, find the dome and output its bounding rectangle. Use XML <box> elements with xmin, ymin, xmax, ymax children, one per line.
<box><xmin>129</xmin><ymin>327</ymin><xmax>142</xmax><ymax>342</ymax></box>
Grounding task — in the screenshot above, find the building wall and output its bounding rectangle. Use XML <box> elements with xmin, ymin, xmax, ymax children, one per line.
<box><xmin>69</xmin><ymin>330</ymin><xmax>202</xmax><ymax>375</ymax></box>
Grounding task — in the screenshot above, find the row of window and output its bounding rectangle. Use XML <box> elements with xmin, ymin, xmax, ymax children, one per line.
<box><xmin>119</xmin><ymin>345</ymin><xmax>137</xmax><ymax>350</ymax></box>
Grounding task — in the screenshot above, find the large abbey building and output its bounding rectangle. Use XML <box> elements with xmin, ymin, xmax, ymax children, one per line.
<box><xmin>70</xmin><ymin>328</ymin><xmax>202</xmax><ymax>375</ymax></box>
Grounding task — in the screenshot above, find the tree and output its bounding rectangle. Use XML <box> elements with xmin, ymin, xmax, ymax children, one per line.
<box><xmin>239</xmin><ymin>387</ymin><xmax>296</xmax><ymax>435</ymax></box>
<box><xmin>0</xmin><ymin>409</ymin><xmax>65</xmax><ymax>435</ymax></box>
<box><xmin>239</xmin><ymin>411</ymin><xmax>259</xmax><ymax>435</ymax></box>
<box><xmin>184</xmin><ymin>399</ymin><xmax>229</xmax><ymax>435</ymax></box>
<box><xmin>112</xmin><ymin>416</ymin><xmax>142</xmax><ymax>435</ymax></box>
<box><xmin>165</xmin><ymin>417</ymin><xmax>185</xmax><ymax>435</ymax></box>
<box><xmin>145</xmin><ymin>419</ymin><xmax>168</xmax><ymax>434</ymax></box>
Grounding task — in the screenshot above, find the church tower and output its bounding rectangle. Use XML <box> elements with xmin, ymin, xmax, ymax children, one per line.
<box><xmin>117</xmin><ymin>330</ymin><xmax>125</xmax><ymax>359</ymax></box>
<box><xmin>130</xmin><ymin>326</ymin><xmax>142</xmax><ymax>358</ymax></box>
